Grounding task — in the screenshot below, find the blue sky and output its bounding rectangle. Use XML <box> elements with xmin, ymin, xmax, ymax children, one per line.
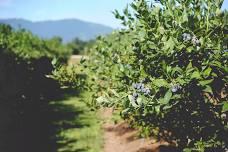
<box><xmin>0</xmin><ymin>0</ymin><xmax>227</xmax><ymax>28</ymax></box>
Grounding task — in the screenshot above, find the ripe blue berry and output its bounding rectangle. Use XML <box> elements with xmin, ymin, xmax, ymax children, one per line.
<box><xmin>133</xmin><ymin>92</ymin><xmax>139</xmax><ymax>98</ymax></box>
<box><xmin>182</xmin><ymin>33</ymin><xmax>191</xmax><ymax>41</ymax></box>
<box><xmin>172</xmin><ymin>86</ymin><xmax>178</xmax><ymax>93</ymax></box>
<box><xmin>171</xmin><ymin>84</ymin><xmax>182</xmax><ymax>93</ymax></box>
<box><xmin>145</xmin><ymin>88</ymin><xmax>151</xmax><ymax>95</ymax></box>
<box><xmin>132</xmin><ymin>82</ymin><xmax>151</xmax><ymax>96</ymax></box>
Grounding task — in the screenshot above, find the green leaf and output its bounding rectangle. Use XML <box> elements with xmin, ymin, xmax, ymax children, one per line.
<box><xmin>160</xmin><ymin>90</ymin><xmax>172</xmax><ymax>105</ymax></box>
<box><xmin>51</xmin><ymin>58</ymin><xmax>57</xmax><ymax>66</ymax></box>
<box><xmin>183</xmin><ymin>148</ymin><xmax>192</xmax><ymax>152</ymax></box>
<box><xmin>166</xmin><ymin>65</ymin><xmax>172</xmax><ymax>73</ymax></box>
<box><xmin>123</xmin><ymin>5</ymin><xmax>129</xmax><ymax>16</ymax></box>
<box><xmin>171</xmin><ymin>66</ymin><xmax>183</xmax><ymax>76</ymax></box>
<box><xmin>216</xmin><ymin>8</ymin><xmax>221</xmax><ymax>16</ymax></box>
<box><xmin>222</xmin><ymin>102</ymin><xmax>228</xmax><ymax>113</ymax></box>
<box><xmin>176</xmin><ymin>44</ymin><xmax>186</xmax><ymax>50</ymax></box>
<box><xmin>109</xmin><ymin>89</ymin><xmax>120</xmax><ymax>97</ymax></box>
<box><xmin>211</xmin><ymin>72</ymin><xmax>218</xmax><ymax>77</ymax></box>
<box><xmin>96</xmin><ymin>96</ymin><xmax>109</xmax><ymax>105</ymax></box>
<box><xmin>203</xmin><ymin>67</ymin><xmax>212</xmax><ymax>77</ymax></box>
<box><xmin>158</xmin><ymin>26</ymin><xmax>165</xmax><ymax>35</ymax></box>
<box><xmin>176</xmin><ymin>78</ymin><xmax>186</xmax><ymax>85</ymax></box>
<box><xmin>153</xmin><ymin>79</ymin><xmax>169</xmax><ymax>88</ymax></box>
<box><xmin>128</xmin><ymin>95</ymin><xmax>139</xmax><ymax>108</ymax></box>
<box><xmin>171</xmin><ymin>94</ymin><xmax>181</xmax><ymax>100</ymax></box>
<box><xmin>191</xmin><ymin>71</ymin><xmax>201</xmax><ymax>79</ymax></box>
<box><xmin>199</xmin><ymin>79</ymin><xmax>213</xmax><ymax>86</ymax></box>
<box><xmin>183</xmin><ymin>9</ymin><xmax>188</xmax><ymax>22</ymax></box>
<box><xmin>187</xmin><ymin>46</ymin><xmax>194</xmax><ymax>53</ymax></box>
<box><xmin>155</xmin><ymin>106</ymin><xmax>160</xmax><ymax>114</ymax></box>
<box><xmin>80</xmin><ymin>57</ymin><xmax>86</xmax><ymax>64</ymax></box>
<box><xmin>164</xmin><ymin>37</ymin><xmax>174</xmax><ymax>51</ymax></box>
<box><xmin>163</xmin><ymin>90</ymin><xmax>172</xmax><ymax>104</ymax></box>
<box><xmin>211</xmin><ymin>61</ymin><xmax>222</xmax><ymax>67</ymax></box>
<box><xmin>137</xmin><ymin>97</ymin><xmax>143</xmax><ymax>107</ymax></box>
<box><xmin>163</xmin><ymin>105</ymin><xmax>173</xmax><ymax>110</ymax></box>
<box><xmin>186</xmin><ymin>62</ymin><xmax>193</xmax><ymax>70</ymax></box>
<box><xmin>122</xmin><ymin>108</ymin><xmax>130</xmax><ymax>115</ymax></box>
<box><xmin>203</xmin><ymin>85</ymin><xmax>213</xmax><ymax>94</ymax></box>
<box><xmin>119</xmin><ymin>64</ymin><xmax>125</xmax><ymax>72</ymax></box>
<box><xmin>139</xmin><ymin>31</ymin><xmax>146</xmax><ymax>41</ymax></box>
<box><xmin>122</xmin><ymin>99</ymin><xmax>130</xmax><ymax>108</ymax></box>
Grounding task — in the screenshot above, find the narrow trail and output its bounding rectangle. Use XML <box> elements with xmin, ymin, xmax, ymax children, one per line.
<box><xmin>100</xmin><ymin>108</ymin><xmax>170</xmax><ymax>152</ymax></box>
<box><xmin>68</xmin><ymin>55</ymin><xmax>88</xmax><ymax>65</ymax></box>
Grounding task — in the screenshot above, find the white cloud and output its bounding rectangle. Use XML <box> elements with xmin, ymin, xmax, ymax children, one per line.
<box><xmin>0</xmin><ymin>0</ymin><xmax>12</xmax><ymax>7</ymax></box>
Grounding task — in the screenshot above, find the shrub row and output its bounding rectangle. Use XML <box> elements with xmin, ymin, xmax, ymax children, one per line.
<box><xmin>0</xmin><ymin>24</ymin><xmax>71</xmax><ymax>106</ymax></box>
<box><xmin>85</xmin><ymin>0</ymin><xmax>228</xmax><ymax>151</ymax></box>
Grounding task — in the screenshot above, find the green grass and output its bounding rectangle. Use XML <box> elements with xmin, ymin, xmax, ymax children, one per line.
<box><xmin>110</xmin><ymin>109</ymin><xmax>122</xmax><ymax>124</ymax></box>
<box><xmin>50</xmin><ymin>92</ymin><xmax>103</xmax><ymax>152</ymax></box>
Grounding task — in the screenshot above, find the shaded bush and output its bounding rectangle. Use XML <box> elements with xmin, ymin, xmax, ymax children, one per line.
<box><xmin>0</xmin><ymin>24</ymin><xmax>71</xmax><ymax>152</ymax></box>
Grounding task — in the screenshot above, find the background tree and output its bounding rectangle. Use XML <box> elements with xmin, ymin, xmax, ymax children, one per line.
<box><xmin>67</xmin><ymin>38</ymin><xmax>95</xmax><ymax>55</ymax></box>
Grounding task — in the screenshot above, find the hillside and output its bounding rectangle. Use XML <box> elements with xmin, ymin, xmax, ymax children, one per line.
<box><xmin>0</xmin><ymin>18</ymin><xmax>113</xmax><ymax>42</ymax></box>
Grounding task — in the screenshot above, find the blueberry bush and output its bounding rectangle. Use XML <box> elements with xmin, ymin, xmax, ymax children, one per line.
<box><xmin>49</xmin><ymin>61</ymin><xmax>87</xmax><ymax>90</ymax></box>
<box><xmin>84</xmin><ymin>0</ymin><xmax>228</xmax><ymax>151</ymax></box>
<box><xmin>0</xmin><ymin>24</ymin><xmax>71</xmax><ymax>108</ymax></box>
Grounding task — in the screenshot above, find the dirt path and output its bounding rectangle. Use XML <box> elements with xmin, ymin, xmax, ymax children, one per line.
<box><xmin>68</xmin><ymin>55</ymin><xmax>88</xmax><ymax>65</ymax></box>
<box><xmin>101</xmin><ymin>108</ymin><xmax>173</xmax><ymax>152</ymax></box>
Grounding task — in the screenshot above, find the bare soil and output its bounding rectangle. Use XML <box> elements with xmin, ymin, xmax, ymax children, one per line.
<box><xmin>68</xmin><ymin>55</ymin><xmax>88</xmax><ymax>65</ymax></box>
<box><xmin>100</xmin><ymin>108</ymin><xmax>177</xmax><ymax>152</ymax></box>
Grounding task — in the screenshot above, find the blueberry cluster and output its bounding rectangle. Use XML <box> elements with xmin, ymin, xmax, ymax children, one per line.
<box><xmin>132</xmin><ymin>82</ymin><xmax>151</xmax><ymax>95</ymax></box>
<box><xmin>171</xmin><ymin>84</ymin><xmax>182</xmax><ymax>93</ymax></box>
<box><xmin>182</xmin><ymin>33</ymin><xmax>200</xmax><ymax>46</ymax></box>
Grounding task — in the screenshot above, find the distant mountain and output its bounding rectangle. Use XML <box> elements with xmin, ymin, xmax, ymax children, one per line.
<box><xmin>0</xmin><ymin>18</ymin><xmax>113</xmax><ymax>42</ymax></box>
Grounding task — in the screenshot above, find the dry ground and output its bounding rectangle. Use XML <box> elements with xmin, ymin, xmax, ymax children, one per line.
<box><xmin>100</xmin><ymin>108</ymin><xmax>178</xmax><ymax>152</ymax></box>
